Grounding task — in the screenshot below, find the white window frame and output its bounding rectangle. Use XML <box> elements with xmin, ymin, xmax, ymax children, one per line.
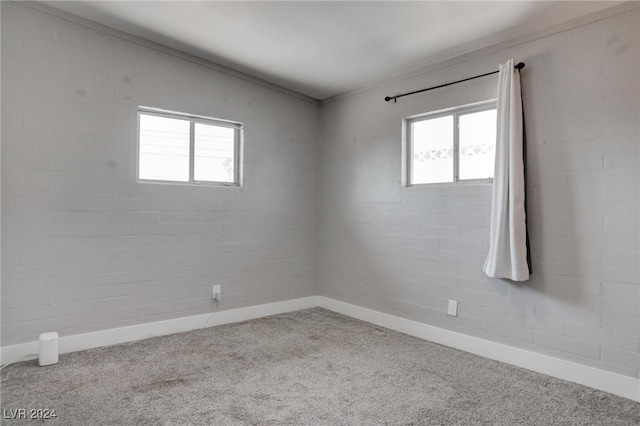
<box><xmin>402</xmin><ymin>100</ymin><xmax>496</xmax><ymax>187</ymax></box>
<box><xmin>137</xmin><ymin>106</ymin><xmax>243</xmax><ymax>187</ymax></box>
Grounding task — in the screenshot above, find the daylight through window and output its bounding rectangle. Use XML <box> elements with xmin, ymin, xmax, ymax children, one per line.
<box><xmin>405</xmin><ymin>102</ymin><xmax>496</xmax><ymax>185</ymax></box>
<box><xmin>138</xmin><ymin>107</ymin><xmax>242</xmax><ymax>185</ymax></box>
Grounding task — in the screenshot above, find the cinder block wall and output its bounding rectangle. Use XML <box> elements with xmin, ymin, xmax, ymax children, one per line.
<box><xmin>318</xmin><ymin>8</ymin><xmax>639</xmax><ymax>378</ymax></box>
<box><xmin>2</xmin><ymin>1</ymin><xmax>638</xmax><ymax>381</ymax></box>
<box><xmin>1</xmin><ymin>2</ymin><xmax>319</xmax><ymax>345</ymax></box>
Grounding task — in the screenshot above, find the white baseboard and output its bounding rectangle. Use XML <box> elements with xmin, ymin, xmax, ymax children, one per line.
<box><xmin>316</xmin><ymin>296</ymin><xmax>639</xmax><ymax>402</ymax></box>
<box><xmin>2</xmin><ymin>295</ymin><xmax>637</xmax><ymax>402</ymax></box>
<box><xmin>1</xmin><ymin>296</ymin><xmax>319</xmax><ymax>366</ymax></box>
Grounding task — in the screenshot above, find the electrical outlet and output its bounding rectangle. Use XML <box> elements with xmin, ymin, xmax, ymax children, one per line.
<box><xmin>212</xmin><ymin>285</ymin><xmax>221</xmax><ymax>301</ymax></box>
<box><xmin>447</xmin><ymin>300</ymin><xmax>458</xmax><ymax>316</ymax></box>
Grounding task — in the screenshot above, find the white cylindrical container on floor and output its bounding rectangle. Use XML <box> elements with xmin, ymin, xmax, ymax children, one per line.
<box><xmin>39</xmin><ymin>332</ymin><xmax>59</xmax><ymax>366</ymax></box>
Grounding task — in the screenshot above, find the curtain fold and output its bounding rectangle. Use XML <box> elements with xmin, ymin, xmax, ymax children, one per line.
<box><xmin>483</xmin><ymin>59</ymin><xmax>530</xmax><ymax>281</ymax></box>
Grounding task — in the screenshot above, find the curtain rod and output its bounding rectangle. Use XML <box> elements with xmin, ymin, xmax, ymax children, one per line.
<box><xmin>384</xmin><ymin>62</ymin><xmax>525</xmax><ymax>103</ymax></box>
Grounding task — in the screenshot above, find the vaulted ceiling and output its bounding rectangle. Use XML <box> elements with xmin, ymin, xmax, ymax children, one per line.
<box><xmin>44</xmin><ymin>1</ymin><xmax>622</xmax><ymax>100</ymax></box>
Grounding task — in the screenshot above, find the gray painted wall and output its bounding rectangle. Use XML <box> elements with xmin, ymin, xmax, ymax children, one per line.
<box><xmin>319</xmin><ymin>8</ymin><xmax>639</xmax><ymax>378</ymax></box>
<box><xmin>1</xmin><ymin>2</ymin><xmax>319</xmax><ymax>346</ymax></box>
<box><xmin>2</xmin><ymin>1</ymin><xmax>638</xmax><ymax>381</ymax></box>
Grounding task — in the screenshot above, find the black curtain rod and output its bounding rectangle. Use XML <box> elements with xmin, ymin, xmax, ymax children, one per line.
<box><xmin>384</xmin><ymin>62</ymin><xmax>525</xmax><ymax>102</ymax></box>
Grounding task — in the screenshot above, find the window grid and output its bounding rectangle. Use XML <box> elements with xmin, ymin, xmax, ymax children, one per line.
<box><xmin>404</xmin><ymin>101</ymin><xmax>496</xmax><ymax>186</ymax></box>
<box><xmin>137</xmin><ymin>107</ymin><xmax>242</xmax><ymax>187</ymax></box>
<box><xmin>453</xmin><ymin>114</ymin><xmax>460</xmax><ymax>181</ymax></box>
<box><xmin>189</xmin><ymin>121</ymin><xmax>195</xmax><ymax>183</ymax></box>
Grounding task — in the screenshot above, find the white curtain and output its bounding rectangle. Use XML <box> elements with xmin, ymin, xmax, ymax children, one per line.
<box><xmin>483</xmin><ymin>59</ymin><xmax>530</xmax><ymax>281</ymax></box>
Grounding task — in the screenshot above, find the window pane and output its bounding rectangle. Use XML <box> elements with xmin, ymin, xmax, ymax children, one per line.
<box><xmin>459</xmin><ymin>109</ymin><xmax>496</xmax><ymax>180</ymax></box>
<box><xmin>411</xmin><ymin>115</ymin><xmax>454</xmax><ymax>184</ymax></box>
<box><xmin>139</xmin><ymin>114</ymin><xmax>190</xmax><ymax>181</ymax></box>
<box><xmin>194</xmin><ymin>123</ymin><xmax>235</xmax><ymax>183</ymax></box>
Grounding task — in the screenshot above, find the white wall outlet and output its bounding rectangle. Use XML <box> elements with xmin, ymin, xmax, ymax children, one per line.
<box><xmin>447</xmin><ymin>300</ymin><xmax>458</xmax><ymax>316</ymax></box>
<box><xmin>212</xmin><ymin>285</ymin><xmax>221</xmax><ymax>301</ymax></box>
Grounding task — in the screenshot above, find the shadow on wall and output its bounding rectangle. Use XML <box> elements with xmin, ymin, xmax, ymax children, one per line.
<box><xmin>514</xmin><ymin>48</ymin><xmax>605</xmax><ymax>313</ymax></box>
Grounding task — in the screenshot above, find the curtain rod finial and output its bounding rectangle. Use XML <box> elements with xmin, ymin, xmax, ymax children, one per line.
<box><xmin>385</xmin><ymin>96</ymin><xmax>393</xmax><ymax>102</ymax></box>
<box><xmin>515</xmin><ymin>62</ymin><xmax>525</xmax><ymax>70</ymax></box>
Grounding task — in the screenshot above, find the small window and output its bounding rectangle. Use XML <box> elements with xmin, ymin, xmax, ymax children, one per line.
<box><xmin>137</xmin><ymin>107</ymin><xmax>242</xmax><ymax>186</ymax></box>
<box><xmin>404</xmin><ymin>102</ymin><xmax>496</xmax><ymax>186</ymax></box>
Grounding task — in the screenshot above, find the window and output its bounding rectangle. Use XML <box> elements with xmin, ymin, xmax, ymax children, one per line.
<box><xmin>404</xmin><ymin>101</ymin><xmax>496</xmax><ymax>185</ymax></box>
<box><xmin>137</xmin><ymin>107</ymin><xmax>242</xmax><ymax>186</ymax></box>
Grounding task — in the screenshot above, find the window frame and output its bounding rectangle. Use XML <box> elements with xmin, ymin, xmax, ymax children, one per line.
<box><xmin>137</xmin><ymin>106</ymin><xmax>243</xmax><ymax>187</ymax></box>
<box><xmin>403</xmin><ymin>100</ymin><xmax>496</xmax><ymax>187</ymax></box>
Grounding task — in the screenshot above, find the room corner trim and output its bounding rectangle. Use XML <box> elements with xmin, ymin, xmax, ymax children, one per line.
<box><xmin>321</xmin><ymin>1</ymin><xmax>639</xmax><ymax>105</ymax></box>
<box><xmin>13</xmin><ymin>1</ymin><xmax>320</xmax><ymax>106</ymax></box>
<box><xmin>1</xmin><ymin>296</ymin><xmax>320</xmax><ymax>366</ymax></box>
<box><xmin>2</xmin><ymin>295</ymin><xmax>637</xmax><ymax>402</ymax></box>
<box><xmin>316</xmin><ymin>296</ymin><xmax>640</xmax><ymax>402</ymax></box>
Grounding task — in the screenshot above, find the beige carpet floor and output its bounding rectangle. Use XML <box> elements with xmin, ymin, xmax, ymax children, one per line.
<box><xmin>1</xmin><ymin>308</ymin><xmax>638</xmax><ymax>425</ymax></box>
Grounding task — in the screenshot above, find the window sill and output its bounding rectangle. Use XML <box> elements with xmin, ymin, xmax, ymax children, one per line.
<box><xmin>404</xmin><ymin>178</ymin><xmax>493</xmax><ymax>188</ymax></box>
<box><xmin>137</xmin><ymin>179</ymin><xmax>241</xmax><ymax>188</ymax></box>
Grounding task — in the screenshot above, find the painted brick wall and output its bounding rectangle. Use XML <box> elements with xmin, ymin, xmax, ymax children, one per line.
<box><xmin>319</xmin><ymin>8</ymin><xmax>639</xmax><ymax>378</ymax></box>
<box><xmin>1</xmin><ymin>2</ymin><xmax>319</xmax><ymax>345</ymax></box>
<box><xmin>2</xmin><ymin>1</ymin><xmax>638</xmax><ymax>381</ymax></box>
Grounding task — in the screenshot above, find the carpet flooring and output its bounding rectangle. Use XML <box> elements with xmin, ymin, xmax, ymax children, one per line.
<box><xmin>1</xmin><ymin>308</ymin><xmax>638</xmax><ymax>425</ymax></box>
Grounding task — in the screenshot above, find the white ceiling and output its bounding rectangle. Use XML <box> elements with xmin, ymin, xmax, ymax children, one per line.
<box><xmin>44</xmin><ymin>1</ymin><xmax>621</xmax><ymax>100</ymax></box>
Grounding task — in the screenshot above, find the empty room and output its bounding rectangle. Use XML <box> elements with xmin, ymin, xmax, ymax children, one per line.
<box><xmin>1</xmin><ymin>1</ymin><xmax>639</xmax><ymax>424</ymax></box>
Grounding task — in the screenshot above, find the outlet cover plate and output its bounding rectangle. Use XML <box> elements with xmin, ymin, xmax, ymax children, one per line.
<box><xmin>447</xmin><ymin>300</ymin><xmax>458</xmax><ymax>316</ymax></box>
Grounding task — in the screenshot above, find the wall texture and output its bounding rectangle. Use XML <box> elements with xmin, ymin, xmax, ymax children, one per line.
<box><xmin>2</xmin><ymin>0</ymin><xmax>638</xmax><ymax>382</ymax></box>
<box><xmin>319</xmin><ymin>8</ymin><xmax>639</xmax><ymax>378</ymax></box>
<box><xmin>1</xmin><ymin>2</ymin><xmax>319</xmax><ymax>346</ymax></box>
